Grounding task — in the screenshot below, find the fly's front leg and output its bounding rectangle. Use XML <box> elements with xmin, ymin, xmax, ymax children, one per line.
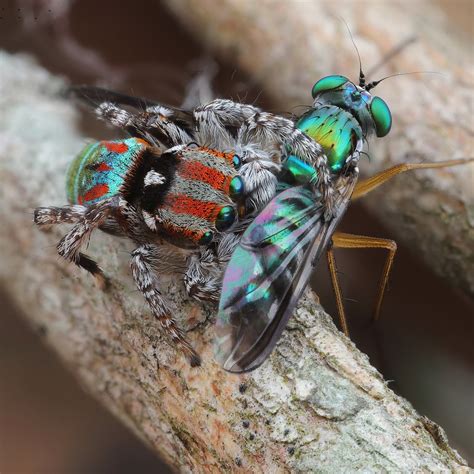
<box><xmin>34</xmin><ymin>200</ymin><xmax>116</xmax><ymax>288</ymax></box>
<box><xmin>131</xmin><ymin>244</ymin><xmax>201</xmax><ymax>367</ymax></box>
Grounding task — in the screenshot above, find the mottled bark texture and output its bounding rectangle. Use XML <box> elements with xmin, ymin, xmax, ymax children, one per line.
<box><xmin>164</xmin><ymin>0</ymin><xmax>474</xmax><ymax>296</ymax></box>
<box><xmin>0</xmin><ymin>50</ymin><xmax>470</xmax><ymax>472</ymax></box>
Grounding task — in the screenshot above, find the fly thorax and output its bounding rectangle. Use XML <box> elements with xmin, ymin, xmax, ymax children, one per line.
<box><xmin>296</xmin><ymin>105</ymin><xmax>362</xmax><ymax>174</ymax></box>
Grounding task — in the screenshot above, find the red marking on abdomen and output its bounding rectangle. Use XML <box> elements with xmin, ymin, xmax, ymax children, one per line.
<box><xmin>164</xmin><ymin>194</ymin><xmax>219</xmax><ymax>222</ymax></box>
<box><xmin>97</xmin><ymin>162</ymin><xmax>112</xmax><ymax>172</ymax></box>
<box><xmin>82</xmin><ymin>183</ymin><xmax>109</xmax><ymax>202</ymax></box>
<box><xmin>179</xmin><ymin>161</ymin><xmax>230</xmax><ymax>191</ymax></box>
<box><xmin>103</xmin><ymin>141</ymin><xmax>129</xmax><ymax>153</ymax></box>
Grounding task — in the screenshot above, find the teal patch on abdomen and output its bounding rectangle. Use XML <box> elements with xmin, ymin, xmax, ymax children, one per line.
<box><xmin>66</xmin><ymin>138</ymin><xmax>148</xmax><ymax>205</ymax></box>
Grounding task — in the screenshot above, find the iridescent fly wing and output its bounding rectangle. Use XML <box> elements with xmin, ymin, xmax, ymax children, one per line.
<box><xmin>215</xmin><ymin>181</ymin><xmax>354</xmax><ymax>373</ymax></box>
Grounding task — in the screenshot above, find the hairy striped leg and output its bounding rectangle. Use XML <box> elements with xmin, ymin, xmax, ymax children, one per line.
<box><xmin>184</xmin><ymin>249</ymin><xmax>221</xmax><ymax>303</ymax></box>
<box><xmin>131</xmin><ymin>244</ymin><xmax>201</xmax><ymax>367</ymax></box>
<box><xmin>34</xmin><ymin>201</ymin><xmax>114</xmax><ymax>287</ymax></box>
<box><xmin>34</xmin><ymin>204</ymin><xmax>87</xmax><ymax>225</ymax></box>
<box><xmin>327</xmin><ymin>233</ymin><xmax>397</xmax><ymax>336</ymax></box>
<box><xmin>184</xmin><ymin>234</ymin><xmax>240</xmax><ymax>303</ymax></box>
<box><xmin>194</xmin><ymin>99</ymin><xmax>280</xmax><ymax>213</ymax></box>
<box><xmin>193</xmin><ymin>98</ymin><xmax>261</xmax><ymax>148</ymax></box>
<box><xmin>96</xmin><ymin>102</ymin><xmax>192</xmax><ymax>148</ymax></box>
<box><xmin>238</xmin><ymin>112</ymin><xmax>334</xmax><ymax>214</ymax></box>
<box><xmin>193</xmin><ymin>100</ymin><xmax>333</xmax><ymax>214</ymax></box>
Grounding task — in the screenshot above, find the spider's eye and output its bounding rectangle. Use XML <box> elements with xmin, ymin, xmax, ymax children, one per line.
<box><xmin>199</xmin><ymin>231</ymin><xmax>213</xmax><ymax>245</ymax></box>
<box><xmin>370</xmin><ymin>96</ymin><xmax>392</xmax><ymax>137</ymax></box>
<box><xmin>312</xmin><ymin>75</ymin><xmax>349</xmax><ymax>98</ymax></box>
<box><xmin>215</xmin><ymin>206</ymin><xmax>236</xmax><ymax>231</ymax></box>
<box><xmin>232</xmin><ymin>154</ymin><xmax>241</xmax><ymax>170</ymax></box>
<box><xmin>229</xmin><ymin>176</ymin><xmax>244</xmax><ymax>201</ymax></box>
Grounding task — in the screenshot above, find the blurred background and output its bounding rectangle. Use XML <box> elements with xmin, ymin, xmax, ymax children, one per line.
<box><xmin>0</xmin><ymin>0</ymin><xmax>472</xmax><ymax>472</ymax></box>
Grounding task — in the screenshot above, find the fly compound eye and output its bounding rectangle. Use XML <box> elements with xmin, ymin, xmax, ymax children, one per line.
<box><xmin>215</xmin><ymin>206</ymin><xmax>236</xmax><ymax>231</ymax></box>
<box><xmin>199</xmin><ymin>230</ymin><xmax>213</xmax><ymax>245</ymax></box>
<box><xmin>229</xmin><ymin>176</ymin><xmax>244</xmax><ymax>201</ymax></box>
<box><xmin>370</xmin><ymin>96</ymin><xmax>392</xmax><ymax>137</ymax></box>
<box><xmin>312</xmin><ymin>75</ymin><xmax>349</xmax><ymax>98</ymax></box>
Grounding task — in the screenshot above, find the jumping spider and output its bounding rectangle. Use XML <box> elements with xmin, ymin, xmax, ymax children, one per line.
<box><xmin>34</xmin><ymin>87</ymin><xmax>332</xmax><ymax>366</ymax></box>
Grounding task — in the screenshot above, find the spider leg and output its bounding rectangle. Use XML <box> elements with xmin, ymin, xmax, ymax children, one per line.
<box><xmin>96</xmin><ymin>102</ymin><xmax>193</xmax><ymax>148</ymax></box>
<box><xmin>34</xmin><ymin>204</ymin><xmax>88</xmax><ymax>225</ymax></box>
<box><xmin>184</xmin><ymin>233</ymin><xmax>240</xmax><ymax>303</ymax></box>
<box><xmin>184</xmin><ymin>250</ymin><xmax>221</xmax><ymax>303</ymax></box>
<box><xmin>193</xmin><ymin>99</ymin><xmax>262</xmax><ymax>149</ymax></box>
<box><xmin>192</xmin><ymin>99</ymin><xmax>285</xmax><ymax>212</ymax></box>
<box><xmin>35</xmin><ymin>199</ymin><xmax>116</xmax><ymax>287</ymax></box>
<box><xmin>131</xmin><ymin>244</ymin><xmax>201</xmax><ymax>367</ymax></box>
<box><xmin>236</xmin><ymin>156</ymin><xmax>281</xmax><ymax>213</ymax></box>
<box><xmin>239</xmin><ymin>112</ymin><xmax>334</xmax><ymax>214</ymax></box>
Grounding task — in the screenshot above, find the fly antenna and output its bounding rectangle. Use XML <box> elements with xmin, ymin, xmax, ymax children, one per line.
<box><xmin>340</xmin><ymin>18</ymin><xmax>366</xmax><ymax>88</ymax></box>
<box><xmin>365</xmin><ymin>71</ymin><xmax>442</xmax><ymax>91</ymax></box>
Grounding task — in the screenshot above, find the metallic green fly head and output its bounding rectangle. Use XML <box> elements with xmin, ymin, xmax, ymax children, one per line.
<box><xmin>311</xmin><ymin>74</ymin><xmax>392</xmax><ymax>138</ymax></box>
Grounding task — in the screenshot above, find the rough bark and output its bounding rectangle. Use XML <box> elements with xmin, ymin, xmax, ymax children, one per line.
<box><xmin>0</xmin><ymin>50</ymin><xmax>470</xmax><ymax>472</ymax></box>
<box><xmin>164</xmin><ymin>0</ymin><xmax>474</xmax><ymax>296</ymax></box>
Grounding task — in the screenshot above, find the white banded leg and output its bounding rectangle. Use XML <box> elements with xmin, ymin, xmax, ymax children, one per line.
<box><xmin>35</xmin><ymin>199</ymin><xmax>116</xmax><ymax>286</ymax></box>
<box><xmin>184</xmin><ymin>234</ymin><xmax>240</xmax><ymax>303</ymax></box>
<box><xmin>131</xmin><ymin>244</ymin><xmax>201</xmax><ymax>367</ymax></box>
<box><xmin>239</xmin><ymin>112</ymin><xmax>334</xmax><ymax>213</ymax></box>
<box><xmin>96</xmin><ymin>102</ymin><xmax>192</xmax><ymax>147</ymax></box>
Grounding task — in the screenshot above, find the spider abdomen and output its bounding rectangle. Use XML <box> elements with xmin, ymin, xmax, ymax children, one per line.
<box><xmin>66</xmin><ymin>137</ymin><xmax>149</xmax><ymax>205</ymax></box>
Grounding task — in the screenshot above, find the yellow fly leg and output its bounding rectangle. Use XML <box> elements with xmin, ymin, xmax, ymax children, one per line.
<box><xmin>328</xmin><ymin>232</ymin><xmax>398</xmax><ymax>336</ymax></box>
<box><xmin>326</xmin><ymin>246</ymin><xmax>350</xmax><ymax>336</ymax></box>
<box><xmin>352</xmin><ymin>158</ymin><xmax>473</xmax><ymax>200</ymax></box>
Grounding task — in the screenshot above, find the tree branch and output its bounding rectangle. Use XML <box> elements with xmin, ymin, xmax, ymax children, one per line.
<box><xmin>0</xmin><ymin>50</ymin><xmax>469</xmax><ymax>471</ymax></box>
